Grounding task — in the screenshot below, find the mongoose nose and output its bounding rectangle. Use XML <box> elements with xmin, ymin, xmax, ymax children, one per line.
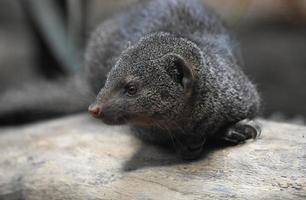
<box><xmin>88</xmin><ymin>104</ymin><xmax>102</xmax><ymax>118</ymax></box>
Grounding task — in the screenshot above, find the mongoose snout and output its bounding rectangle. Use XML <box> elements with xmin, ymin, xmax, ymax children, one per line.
<box><xmin>89</xmin><ymin>99</ymin><xmax>129</xmax><ymax>125</ymax></box>
<box><xmin>88</xmin><ymin>103</ymin><xmax>115</xmax><ymax>124</ymax></box>
<box><xmin>88</xmin><ymin>104</ymin><xmax>102</xmax><ymax>118</ymax></box>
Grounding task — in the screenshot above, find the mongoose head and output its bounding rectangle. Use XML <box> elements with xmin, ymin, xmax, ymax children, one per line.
<box><xmin>89</xmin><ymin>33</ymin><xmax>203</xmax><ymax>127</ymax></box>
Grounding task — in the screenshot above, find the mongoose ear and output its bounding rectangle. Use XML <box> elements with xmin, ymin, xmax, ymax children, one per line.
<box><xmin>165</xmin><ymin>53</ymin><xmax>195</xmax><ymax>97</ymax></box>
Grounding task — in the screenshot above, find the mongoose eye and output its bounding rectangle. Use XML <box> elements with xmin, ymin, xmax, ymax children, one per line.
<box><xmin>125</xmin><ymin>83</ymin><xmax>138</xmax><ymax>96</ymax></box>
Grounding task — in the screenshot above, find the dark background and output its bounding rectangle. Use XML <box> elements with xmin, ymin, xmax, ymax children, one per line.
<box><xmin>0</xmin><ymin>0</ymin><xmax>306</xmax><ymax>124</ymax></box>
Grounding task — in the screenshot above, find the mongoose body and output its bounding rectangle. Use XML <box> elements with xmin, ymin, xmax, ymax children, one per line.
<box><xmin>87</xmin><ymin>0</ymin><xmax>261</xmax><ymax>159</ymax></box>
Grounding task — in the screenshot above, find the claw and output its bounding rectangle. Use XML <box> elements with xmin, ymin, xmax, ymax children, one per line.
<box><xmin>176</xmin><ymin>138</ymin><xmax>206</xmax><ymax>160</ymax></box>
<box><xmin>241</xmin><ymin>119</ymin><xmax>262</xmax><ymax>139</ymax></box>
<box><xmin>221</xmin><ymin>119</ymin><xmax>262</xmax><ymax>144</ymax></box>
<box><xmin>177</xmin><ymin>145</ymin><xmax>204</xmax><ymax>160</ymax></box>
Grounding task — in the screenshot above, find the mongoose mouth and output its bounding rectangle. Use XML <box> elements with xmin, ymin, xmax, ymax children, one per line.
<box><xmin>128</xmin><ymin>116</ymin><xmax>156</xmax><ymax>127</ymax></box>
<box><xmin>88</xmin><ymin>103</ymin><xmax>128</xmax><ymax>125</ymax></box>
<box><xmin>100</xmin><ymin>116</ymin><xmax>128</xmax><ymax>125</ymax></box>
<box><xmin>88</xmin><ymin>102</ymin><xmax>156</xmax><ymax>126</ymax></box>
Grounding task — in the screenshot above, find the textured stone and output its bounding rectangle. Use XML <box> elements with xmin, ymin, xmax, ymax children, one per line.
<box><xmin>0</xmin><ymin>114</ymin><xmax>305</xmax><ymax>200</ymax></box>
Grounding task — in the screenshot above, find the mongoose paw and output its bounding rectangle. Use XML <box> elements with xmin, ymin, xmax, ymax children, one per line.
<box><xmin>222</xmin><ymin>119</ymin><xmax>261</xmax><ymax>144</ymax></box>
<box><xmin>176</xmin><ymin>142</ymin><xmax>204</xmax><ymax>161</ymax></box>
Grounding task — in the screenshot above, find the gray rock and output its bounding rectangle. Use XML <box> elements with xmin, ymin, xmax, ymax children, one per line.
<box><xmin>0</xmin><ymin>114</ymin><xmax>305</xmax><ymax>200</ymax></box>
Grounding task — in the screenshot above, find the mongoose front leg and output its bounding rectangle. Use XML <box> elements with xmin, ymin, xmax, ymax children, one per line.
<box><xmin>220</xmin><ymin>119</ymin><xmax>261</xmax><ymax>144</ymax></box>
<box><xmin>175</xmin><ymin>135</ymin><xmax>207</xmax><ymax>160</ymax></box>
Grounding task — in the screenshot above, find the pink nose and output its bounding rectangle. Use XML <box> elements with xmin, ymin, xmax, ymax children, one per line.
<box><xmin>88</xmin><ymin>104</ymin><xmax>102</xmax><ymax>118</ymax></box>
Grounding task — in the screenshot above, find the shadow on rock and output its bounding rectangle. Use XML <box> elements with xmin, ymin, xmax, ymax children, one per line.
<box><xmin>122</xmin><ymin>137</ymin><xmax>235</xmax><ymax>172</ymax></box>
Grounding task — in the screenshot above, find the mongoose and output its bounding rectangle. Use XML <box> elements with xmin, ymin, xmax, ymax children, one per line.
<box><xmin>0</xmin><ymin>0</ymin><xmax>261</xmax><ymax>159</ymax></box>
<box><xmin>86</xmin><ymin>0</ymin><xmax>261</xmax><ymax>159</ymax></box>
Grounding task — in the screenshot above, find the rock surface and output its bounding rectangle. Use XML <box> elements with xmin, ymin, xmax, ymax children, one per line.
<box><xmin>0</xmin><ymin>114</ymin><xmax>305</xmax><ymax>200</ymax></box>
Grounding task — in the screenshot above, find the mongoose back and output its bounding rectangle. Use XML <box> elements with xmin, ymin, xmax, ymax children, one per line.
<box><xmin>0</xmin><ymin>0</ymin><xmax>261</xmax><ymax>159</ymax></box>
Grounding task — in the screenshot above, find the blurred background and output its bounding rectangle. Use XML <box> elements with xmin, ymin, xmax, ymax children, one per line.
<box><xmin>0</xmin><ymin>0</ymin><xmax>306</xmax><ymax>124</ymax></box>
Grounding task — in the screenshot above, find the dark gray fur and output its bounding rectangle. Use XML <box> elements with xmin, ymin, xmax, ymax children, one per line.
<box><xmin>0</xmin><ymin>0</ymin><xmax>260</xmax><ymax>158</ymax></box>
<box><xmin>85</xmin><ymin>0</ymin><xmax>260</xmax><ymax>158</ymax></box>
